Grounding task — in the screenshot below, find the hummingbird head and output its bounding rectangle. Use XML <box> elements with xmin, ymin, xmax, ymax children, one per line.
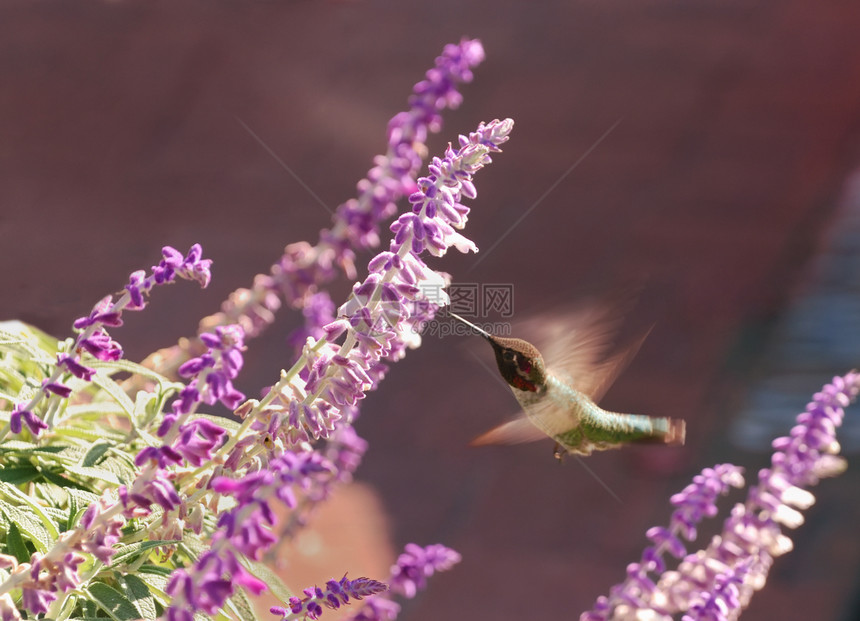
<box><xmin>486</xmin><ymin>336</ymin><xmax>547</xmax><ymax>393</ymax></box>
<box><xmin>448</xmin><ymin>312</ymin><xmax>548</xmax><ymax>393</ymax></box>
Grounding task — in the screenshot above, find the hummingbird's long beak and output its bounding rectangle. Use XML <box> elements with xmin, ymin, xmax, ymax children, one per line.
<box><xmin>447</xmin><ymin>311</ymin><xmax>493</xmax><ymax>341</ymax></box>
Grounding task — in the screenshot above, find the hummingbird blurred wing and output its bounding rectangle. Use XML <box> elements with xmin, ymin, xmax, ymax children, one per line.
<box><xmin>471</xmin><ymin>388</ymin><xmax>583</xmax><ymax>446</ymax></box>
<box><xmin>515</xmin><ymin>297</ymin><xmax>649</xmax><ymax>402</ymax></box>
<box><xmin>549</xmin><ymin>326</ymin><xmax>652</xmax><ymax>403</ymax></box>
<box><xmin>470</xmin><ymin>414</ymin><xmax>548</xmax><ymax>446</ymax></box>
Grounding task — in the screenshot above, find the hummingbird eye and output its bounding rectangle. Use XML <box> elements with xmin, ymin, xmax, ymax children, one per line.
<box><xmin>502</xmin><ymin>350</ymin><xmax>516</xmax><ymax>362</ymax></box>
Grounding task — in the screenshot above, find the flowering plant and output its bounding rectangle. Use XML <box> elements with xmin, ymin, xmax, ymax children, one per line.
<box><xmin>582</xmin><ymin>371</ymin><xmax>859</xmax><ymax>621</ymax></box>
<box><xmin>0</xmin><ymin>39</ymin><xmax>501</xmax><ymax>620</ymax></box>
<box><xmin>0</xmin><ymin>35</ymin><xmax>856</xmax><ymax>621</ymax></box>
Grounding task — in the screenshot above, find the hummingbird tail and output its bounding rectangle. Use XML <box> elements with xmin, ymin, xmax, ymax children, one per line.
<box><xmin>624</xmin><ymin>417</ymin><xmax>685</xmax><ymax>447</ymax></box>
<box><xmin>659</xmin><ymin>417</ymin><xmax>685</xmax><ymax>446</ymax></box>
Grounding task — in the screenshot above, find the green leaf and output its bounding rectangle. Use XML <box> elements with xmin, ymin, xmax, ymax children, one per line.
<box><xmin>0</xmin><ymin>321</ymin><xmax>59</xmax><ymax>363</ymax></box>
<box><xmin>55</xmin><ymin>425</ymin><xmax>127</xmax><ymax>445</ymax></box>
<box><xmin>89</xmin><ymin>369</ymin><xmax>136</xmax><ymax>419</ymax></box>
<box><xmin>0</xmin><ymin>440</ymin><xmax>68</xmax><ymax>455</ymax></box>
<box><xmin>1</xmin><ymin>481</ymin><xmax>60</xmax><ymax>539</ymax></box>
<box><xmin>132</xmin><ymin>391</ymin><xmax>157</xmax><ymax>430</ymax></box>
<box><xmin>138</xmin><ymin>564</ymin><xmax>173</xmax><ymax>577</ymax></box>
<box><xmin>66</xmin><ymin>487</ymin><xmax>101</xmax><ymax>506</ymax></box>
<box><xmin>117</xmin><ymin>573</ymin><xmax>157</xmax><ymax>620</ymax></box>
<box><xmin>101</xmin><ymin>450</ymin><xmax>138</xmax><ymax>481</ymax></box>
<box><xmin>35</xmin><ymin>502</ymin><xmax>68</xmax><ymax>524</ymax></box>
<box><xmin>63</xmin><ymin>463</ymin><xmax>121</xmax><ymax>486</ymax></box>
<box><xmin>189</xmin><ymin>413</ymin><xmax>243</xmax><ymax>434</ymax></box>
<box><xmin>0</xmin><ymin>499</ymin><xmax>53</xmax><ymax>552</ymax></box>
<box><xmin>68</xmin><ymin>451</ymin><xmax>137</xmax><ymax>488</ymax></box>
<box><xmin>5</xmin><ymin>521</ymin><xmax>30</xmax><ymax>563</ymax></box>
<box><xmin>180</xmin><ymin>533</ymin><xmax>210</xmax><ymax>560</ymax></box>
<box><xmin>241</xmin><ymin>557</ymin><xmax>294</xmax><ymax>602</ymax></box>
<box><xmin>0</xmin><ymin>464</ymin><xmax>40</xmax><ymax>484</ymax></box>
<box><xmin>223</xmin><ymin>586</ymin><xmax>261</xmax><ymax>621</ymax></box>
<box><xmin>136</xmin><ymin>565</ymin><xmax>172</xmax><ymax>607</ymax></box>
<box><xmin>63</xmin><ymin>400</ymin><xmax>131</xmax><ymax>419</ymax></box>
<box><xmin>67</xmin><ymin>487</ymin><xmax>80</xmax><ymax>531</ymax></box>
<box><xmin>42</xmin><ymin>470</ymin><xmax>96</xmax><ymax>493</ymax></box>
<box><xmin>87</xmin><ymin>581</ymin><xmax>145</xmax><ymax>621</ymax></box>
<box><xmin>82</xmin><ymin>442</ymin><xmax>113</xmax><ymax>467</ymax></box>
<box><xmin>88</xmin><ymin>358</ymin><xmax>176</xmax><ymax>386</ymax></box>
<box><xmin>110</xmin><ymin>540</ymin><xmax>181</xmax><ymax>566</ymax></box>
<box><xmin>0</xmin><ymin>440</ymin><xmax>38</xmax><ymax>452</ymax></box>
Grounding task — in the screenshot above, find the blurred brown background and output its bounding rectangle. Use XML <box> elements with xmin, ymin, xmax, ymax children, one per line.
<box><xmin>2</xmin><ymin>1</ymin><xmax>860</xmax><ymax>619</ymax></box>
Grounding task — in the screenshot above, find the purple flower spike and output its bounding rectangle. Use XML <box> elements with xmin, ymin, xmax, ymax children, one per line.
<box><xmin>669</xmin><ymin>465</ymin><xmax>746</xmax><ymax>542</ymax></box>
<box><xmin>338</xmin><ymin>118</ymin><xmax>513</xmax><ymax>353</ymax></box>
<box><xmin>581</xmin><ymin>463</ymin><xmax>745</xmax><ymax>619</ymax></box>
<box><xmin>271</xmin><ymin>575</ymin><xmax>387</xmax><ymax>621</ymax></box>
<box><xmin>581</xmin><ymin>372</ymin><xmax>860</xmax><ymax>620</ymax></box>
<box><xmin>162</xmin><ymin>108</ymin><xmax>508</xmax><ymax>619</ymax></box>
<box><xmin>205</xmin><ymin>371</ymin><xmax>245</xmax><ymax>410</ymax></box>
<box><xmin>346</xmin><ymin>544</ymin><xmax>459</xmax><ymax>621</ymax></box>
<box><xmin>178</xmin><ymin>353</ymin><xmax>215</xmax><ymax>377</ymax></box>
<box><xmin>167</xmin><ymin>451</ymin><xmax>337</xmax><ymax>620</ymax></box>
<box><xmin>389</xmin><ymin>543</ymin><xmax>461</xmax><ymax>599</ymax></box>
<box><xmin>195</xmin><ymin>41</ymin><xmax>486</xmax><ymax>348</ymax></box>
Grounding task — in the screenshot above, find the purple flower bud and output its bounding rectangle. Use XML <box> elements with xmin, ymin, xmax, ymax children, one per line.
<box><xmin>124</xmin><ymin>270</ymin><xmax>149</xmax><ymax>310</ymax></box>
<box><xmin>146</xmin><ymin>477</ymin><xmax>181</xmax><ymax>511</ymax></box>
<box><xmin>41</xmin><ymin>379</ymin><xmax>72</xmax><ymax>398</ymax></box>
<box><xmin>21</xmin><ymin>583</ymin><xmax>56</xmax><ymax>615</ymax></box>
<box><xmin>178</xmin><ymin>354</ymin><xmax>215</xmax><ymax>377</ymax></box>
<box><xmin>205</xmin><ymin>371</ymin><xmax>245</xmax><ymax>410</ymax></box>
<box><xmin>171</xmin><ymin>419</ymin><xmax>227</xmax><ymax>467</ymax></box>
<box><xmin>57</xmin><ymin>353</ymin><xmax>95</xmax><ymax>381</ymax></box>
<box><xmin>273</xmin><ymin>576</ymin><xmax>387</xmax><ymax>621</ymax></box>
<box><xmin>135</xmin><ymin>445</ymin><xmax>183</xmax><ymax>468</ymax></box>
<box><xmin>154</xmin><ymin>244</ymin><xmax>213</xmax><ymax>288</ymax></box>
<box><xmin>73</xmin><ymin>296</ymin><xmax>123</xmax><ymax>329</ymax></box>
<box><xmin>78</xmin><ymin>329</ymin><xmax>123</xmax><ymax>361</ymax></box>
<box><xmin>10</xmin><ymin>404</ymin><xmax>48</xmax><ymax>436</ymax></box>
<box><xmin>169</xmin><ymin>386</ymin><xmax>201</xmax><ymax>418</ymax></box>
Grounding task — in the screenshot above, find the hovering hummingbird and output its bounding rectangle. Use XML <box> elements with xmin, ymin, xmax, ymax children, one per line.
<box><xmin>448</xmin><ymin>306</ymin><xmax>685</xmax><ymax>460</ymax></box>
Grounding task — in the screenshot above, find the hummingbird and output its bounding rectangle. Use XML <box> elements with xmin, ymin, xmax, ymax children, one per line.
<box><xmin>448</xmin><ymin>307</ymin><xmax>685</xmax><ymax>460</ymax></box>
